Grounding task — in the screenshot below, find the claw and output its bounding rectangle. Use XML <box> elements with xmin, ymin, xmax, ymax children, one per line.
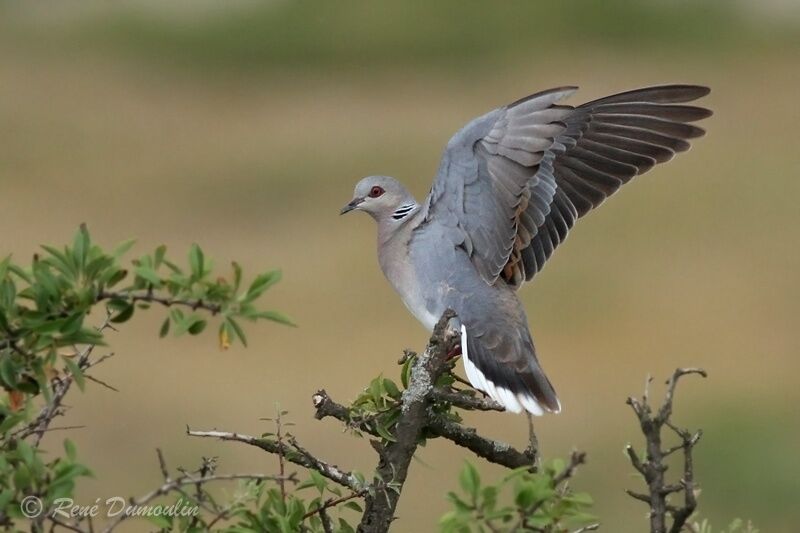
<box><xmin>446</xmin><ymin>343</ymin><xmax>462</xmax><ymax>360</ymax></box>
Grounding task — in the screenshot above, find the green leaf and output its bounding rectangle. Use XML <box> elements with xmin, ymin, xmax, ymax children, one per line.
<box><xmin>383</xmin><ymin>378</ymin><xmax>401</xmax><ymax>399</ymax></box>
<box><xmin>188</xmin><ymin>319</ymin><xmax>207</xmax><ymax>335</ymax></box>
<box><xmin>343</xmin><ymin>501</ymin><xmax>363</xmax><ymax>513</ymax></box>
<box><xmin>64</xmin><ymin>439</ymin><xmax>77</xmax><ymax>461</ymax></box>
<box><xmin>515</xmin><ymin>482</ymin><xmax>536</xmax><ymax>509</ymax></box>
<box><xmin>8</xmin><ymin>264</ymin><xmax>32</xmax><ymax>283</ymax></box>
<box><xmin>400</xmin><ymin>355</ymin><xmax>415</xmax><ymax>389</ymax></box>
<box><xmin>0</xmin><ymin>255</ymin><xmax>10</xmax><ymax>280</ymax></box>
<box><xmin>72</xmin><ymin>224</ymin><xmax>90</xmax><ymax>273</ymax></box>
<box><xmin>41</xmin><ymin>245</ymin><xmax>75</xmax><ymax>279</ymax></box>
<box><xmin>104</xmin><ymin>268</ymin><xmax>128</xmax><ymax>288</ymax></box>
<box><xmin>0</xmin><ymin>412</ymin><xmax>25</xmax><ymax>434</ymax></box>
<box><xmin>226</xmin><ymin>317</ymin><xmax>247</xmax><ymax>346</ymax></box>
<box><xmin>307</xmin><ymin>470</ymin><xmax>327</xmax><ymax>494</ymax></box>
<box><xmin>60</xmin><ymin>311</ymin><xmax>85</xmax><ymax>335</ymax></box>
<box><xmin>134</xmin><ymin>265</ymin><xmax>162</xmax><ymax>287</ymax></box>
<box><xmin>159</xmin><ymin>318</ymin><xmax>171</xmax><ymax>338</ymax></box>
<box><xmin>62</xmin><ymin>356</ymin><xmax>85</xmax><ymax>392</ymax></box>
<box><xmin>244</xmin><ymin>270</ymin><xmax>282</xmax><ymax>302</ymax></box>
<box><xmin>110</xmin><ymin>302</ymin><xmax>134</xmax><ymax>323</ymax></box>
<box><xmin>459</xmin><ymin>462</ymin><xmax>480</xmax><ymax>501</ymax></box>
<box><xmin>14</xmin><ymin>463</ymin><xmax>31</xmax><ymax>490</ymax></box>
<box><xmin>232</xmin><ymin>261</ymin><xmax>243</xmax><ymax>292</ymax></box>
<box><xmin>254</xmin><ymin>310</ymin><xmax>296</xmax><ymax>327</ymax></box>
<box><xmin>338</xmin><ymin>518</ymin><xmax>356</xmax><ymax>533</ymax></box>
<box><xmin>189</xmin><ymin>243</ymin><xmax>204</xmax><ymax>280</ymax></box>
<box><xmin>146</xmin><ymin>513</ymin><xmax>173</xmax><ymax>529</ymax></box>
<box><xmin>375</xmin><ymin>422</ymin><xmax>397</xmax><ymax>442</ymax></box>
<box><xmin>153</xmin><ymin>244</ymin><xmax>167</xmax><ymax>268</ymax></box>
<box><xmin>15</xmin><ymin>439</ymin><xmax>35</xmax><ymax>465</ymax></box>
<box><xmin>112</xmin><ymin>238</ymin><xmax>137</xmax><ymax>259</ymax></box>
<box><xmin>369</xmin><ymin>376</ymin><xmax>384</xmax><ymax>401</ymax></box>
<box><xmin>0</xmin><ymin>356</ymin><xmax>18</xmax><ymax>388</ymax></box>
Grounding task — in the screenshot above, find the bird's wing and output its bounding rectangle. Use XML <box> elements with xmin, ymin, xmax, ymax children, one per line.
<box><xmin>418</xmin><ymin>85</ymin><xmax>711</xmax><ymax>288</ymax></box>
<box><xmin>519</xmin><ymin>85</ymin><xmax>712</xmax><ymax>281</ymax></box>
<box><xmin>418</xmin><ymin>87</ymin><xmax>578</xmax><ymax>286</ymax></box>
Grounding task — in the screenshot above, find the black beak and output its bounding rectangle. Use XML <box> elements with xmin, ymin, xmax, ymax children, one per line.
<box><xmin>340</xmin><ymin>197</ymin><xmax>364</xmax><ymax>215</ymax></box>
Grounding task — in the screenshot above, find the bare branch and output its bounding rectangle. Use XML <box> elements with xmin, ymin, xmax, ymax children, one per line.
<box><xmin>624</xmin><ymin>368</ymin><xmax>707</xmax><ymax>533</ymax></box>
<box><xmin>186</xmin><ymin>429</ymin><xmax>361</xmax><ymax>491</ymax></box>
<box><xmin>426</xmin><ymin>411</ymin><xmax>536</xmax><ymax>469</ymax></box>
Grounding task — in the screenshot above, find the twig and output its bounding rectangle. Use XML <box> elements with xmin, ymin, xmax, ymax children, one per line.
<box><xmin>624</xmin><ymin>368</ymin><xmax>706</xmax><ymax>533</ymax></box>
<box><xmin>426</xmin><ymin>411</ymin><xmax>537</xmax><ymax>469</ymax></box>
<box><xmin>187</xmin><ymin>429</ymin><xmax>362</xmax><ymax>491</ymax></box>
<box><xmin>525</xmin><ymin>451</ymin><xmax>585</xmax><ymax>519</ymax></box>
<box><xmin>48</xmin><ymin>515</ymin><xmax>86</xmax><ymax>533</ymax></box>
<box><xmin>275</xmin><ymin>409</ymin><xmax>288</xmax><ymax>504</ymax></box>
<box><xmin>98</xmin><ymin>472</ymin><xmax>292</xmax><ymax>533</ymax></box>
<box><xmin>22</xmin><ymin>313</ymin><xmax>115</xmax><ymax>446</ymax></box>
<box><xmin>431</xmin><ymin>388</ymin><xmax>505</xmax><ymax>412</ymax></box>
<box><xmin>302</xmin><ymin>490</ymin><xmax>366</xmax><ymax>521</ymax></box>
<box><xmin>83</xmin><ymin>373</ymin><xmax>119</xmax><ymax>393</ymax></box>
<box><xmin>97</xmin><ymin>290</ymin><xmax>223</xmax><ymax>316</ymax></box>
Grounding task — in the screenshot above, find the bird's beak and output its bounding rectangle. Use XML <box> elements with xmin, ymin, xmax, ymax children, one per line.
<box><xmin>340</xmin><ymin>197</ymin><xmax>364</xmax><ymax>215</ymax></box>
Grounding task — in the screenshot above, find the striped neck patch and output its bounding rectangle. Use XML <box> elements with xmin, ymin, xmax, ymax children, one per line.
<box><xmin>392</xmin><ymin>204</ymin><xmax>417</xmax><ymax>220</ymax></box>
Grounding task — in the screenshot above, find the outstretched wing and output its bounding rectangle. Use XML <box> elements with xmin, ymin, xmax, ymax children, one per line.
<box><xmin>418</xmin><ymin>85</ymin><xmax>711</xmax><ymax>288</ymax></box>
<box><xmin>520</xmin><ymin>85</ymin><xmax>712</xmax><ymax>280</ymax></box>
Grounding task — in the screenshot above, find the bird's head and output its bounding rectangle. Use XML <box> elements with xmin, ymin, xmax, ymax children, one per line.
<box><xmin>340</xmin><ymin>176</ymin><xmax>417</xmax><ymax>222</ymax></box>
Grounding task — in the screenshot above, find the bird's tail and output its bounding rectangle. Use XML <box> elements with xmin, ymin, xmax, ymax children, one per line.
<box><xmin>460</xmin><ymin>324</ymin><xmax>560</xmax><ymax>415</ymax></box>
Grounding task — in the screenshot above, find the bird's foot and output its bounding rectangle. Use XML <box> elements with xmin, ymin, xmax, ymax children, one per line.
<box><xmin>446</xmin><ymin>344</ymin><xmax>462</xmax><ymax>361</ymax></box>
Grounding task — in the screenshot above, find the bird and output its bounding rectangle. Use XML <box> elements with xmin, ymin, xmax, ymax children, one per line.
<box><xmin>340</xmin><ymin>85</ymin><xmax>711</xmax><ymax>415</ymax></box>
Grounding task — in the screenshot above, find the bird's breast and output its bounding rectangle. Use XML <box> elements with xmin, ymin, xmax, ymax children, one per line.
<box><xmin>378</xmin><ymin>239</ymin><xmax>443</xmax><ymax>332</ymax></box>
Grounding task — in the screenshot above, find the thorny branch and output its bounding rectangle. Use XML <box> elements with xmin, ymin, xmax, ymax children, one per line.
<box><xmin>17</xmin><ymin>310</ymin><xmax>116</xmax><ymax>446</ymax></box>
<box><xmin>625</xmin><ymin>368</ymin><xmax>706</xmax><ymax>533</ymax></box>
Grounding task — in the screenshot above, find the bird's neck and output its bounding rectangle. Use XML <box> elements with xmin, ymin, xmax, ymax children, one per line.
<box><xmin>376</xmin><ymin>202</ymin><xmax>420</xmax><ymax>244</ymax></box>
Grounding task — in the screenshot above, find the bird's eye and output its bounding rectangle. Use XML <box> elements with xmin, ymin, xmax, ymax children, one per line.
<box><xmin>369</xmin><ymin>186</ymin><xmax>385</xmax><ymax>198</ymax></box>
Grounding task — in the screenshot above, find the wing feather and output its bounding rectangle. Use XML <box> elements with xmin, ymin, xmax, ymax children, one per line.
<box><xmin>418</xmin><ymin>84</ymin><xmax>711</xmax><ymax>287</ymax></box>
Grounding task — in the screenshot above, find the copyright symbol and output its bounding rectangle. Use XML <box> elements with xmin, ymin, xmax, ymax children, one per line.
<box><xmin>21</xmin><ymin>495</ymin><xmax>43</xmax><ymax>518</ymax></box>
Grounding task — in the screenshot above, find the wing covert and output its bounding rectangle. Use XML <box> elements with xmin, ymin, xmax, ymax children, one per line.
<box><xmin>419</xmin><ymin>87</ymin><xmax>578</xmax><ymax>285</ymax></box>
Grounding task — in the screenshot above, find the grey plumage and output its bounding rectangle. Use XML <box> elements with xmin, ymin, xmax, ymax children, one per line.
<box><xmin>342</xmin><ymin>85</ymin><xmax>711</xmax><ymax>415</ymax></box>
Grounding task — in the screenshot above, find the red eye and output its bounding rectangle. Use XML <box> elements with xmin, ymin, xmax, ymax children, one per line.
<box><xmin>369</xmin><ymin>186</ymin><xmax>384</xmax><ymax>198</ymax></box>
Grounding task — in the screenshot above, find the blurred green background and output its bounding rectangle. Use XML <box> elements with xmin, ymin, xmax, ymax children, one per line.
<box><xmin>2</xmin><ymin>1</ymin><xmax>798</xmax><ymax>531</ymax></box>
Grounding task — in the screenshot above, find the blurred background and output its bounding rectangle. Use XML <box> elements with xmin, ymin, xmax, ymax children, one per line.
<box><xmin>1</xmin><ymin>1</ymin><xmax>798</xmax><ymax>531</ymax></box>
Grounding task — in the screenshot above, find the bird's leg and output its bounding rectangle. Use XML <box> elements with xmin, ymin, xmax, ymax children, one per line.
<box><xmin>446</xmin><ymin>343</ymin><xmax>462</xmax><ymax>361</ymax></box>
<box><xmin>444</xmin><ymin>316</ymin><xmax>463</xmax><ymax>360</ymax></box>
<box><xmin>525</xmin><ymin>412</ymin><xmax>540</xmax><ymax>466</ymax></box>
